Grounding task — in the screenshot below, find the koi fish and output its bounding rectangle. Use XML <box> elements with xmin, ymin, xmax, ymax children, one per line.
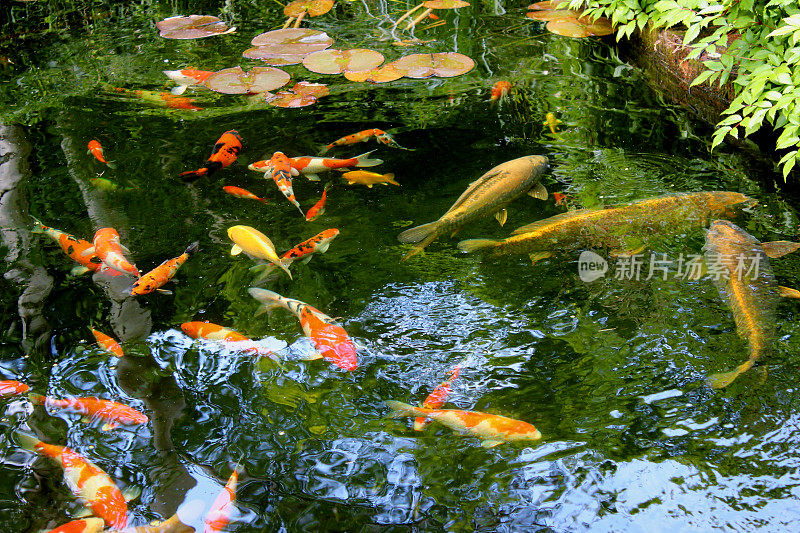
<box><xmin>204</xmin><ymin>465</ymin><xmax>241</xmax><ymax>532</ymax></box>
<box><xmin>321</xmin><ymin>129</ymin><xmax>412</xmax><ymax>153</ymax></box>
<box><xmin>180</xmin><ymin>130</ymin><xmax>243</xmax><ymax>182</ymax></box>
<box><xmin>290</xmin><ymin>151</ymin><xmax>383</xmax><ymax>181</ymax></box>
<box><xmin>342</xmin><ymin>170</ymin><xmax>399</xmax><ymax>188</ymax></box>
<box><xmin>163</xmin><ymin>67</ymin><xmax>214</xmax><ymax>95</ymax></box>
<box><xmin>109</xmin><ymin>86</ymin><xmax>202</xmax><ymax>110</ymax></box>
<box><xmin>249</xmin><ymin>288</ymin><xmax>358</xmax><ymax>371</ymax></box>
<box><xmin>31</xmin><ymin>217</ymin><xmax>105</xmax><ymax>276</ymax></box>
<box><xmin>87</xmin><ymin>140</ymin><xmax>114</xmax><ymax>167</ymax></box>
<box><xmin>414</xmin><ymin>364</ymin><xmax>462</xmax><ymax>431</ymax></box>
<box><xmin>182</xmin><ymin>322</ymin><xmax>281</xmax><ymax>364</ymax></box>
<box><xmin>398</xmin><ymin>155</ymin><xmax>549</xmax><ymax>260</ymax></box>
<box><xmin>249</xmin><ymin>152</ymin><xmax>303</xmax><ymax>215</ymax></box>
<box><xmin>458</xmin><ymin>192</ymin><xmax>757</xmax><ymax>264</ymax></box>
<box><xmin>131</xmin><ymin>241</ymin><xmax>199</xmax><ymax>296</ymax></box>
<box><xmin>15</xmin><ymin>432</ymin><xmax>130</xmax><ymax>529</ymax></box>
<box><xmin>490</xmin><ymin>81</ymin><xmax>512</xmax><ymax>103</ymax></box>
<box><xmin>254</xmin><ymin>229</ymin><xmax>340</xmax><ymax>282</ymax></box>
<box><xmin>223</xmin><ymin>185</ymin><xmax>269</xmax><ymax>204</ymax></box>
<box><xmin>114</xmin><ymin>513</ymin><xmax>193</xmax><ymax>533</ymax></box>
<box><xmin>91</xmin><ymin>328</ymin><xmax>124</xmax><ymax>358</ymax></box>
<box><xmin>0</xmin><ymin>380</ymin><xmax>29</xmax><ymax>397</ymax></box>
<box><xmin>553</xmin><ymin>192</ymin><xmax>569</xmax><ymax>206</ymax></box>
<box><xmin>227</xmin><ymin>225</ymin><xmax>292</xmax><ymax>279</ymax></box>
<box><xmin>45</xmin><ymin>518</ymin><xmax>105</xmax><ymax>533</ymax></box>
<box><xmin>543</xmin><ymin>112</ymin><xmax>562</xmax><ymax>136</ymax></box>
<box><xmin>385</xmin><ymin>401</ymin><xmax>541</xmax><ymax>447</ymax></box>
<box><xmin>88</xmin><ymin>227</ymin><xmax>140</xmax><ymax>277</ymax></box>
<box><xmin>28</xmin><ymin>394</ymin><xmax>148</xmax><ymax>431</ymax></box>
<box><xmin>305</xmin><ymin>183</ymin><xmax>331</xmax><ymax>221</ymax></box>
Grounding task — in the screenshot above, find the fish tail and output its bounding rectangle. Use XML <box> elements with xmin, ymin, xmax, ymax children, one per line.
<box><xmin>457</xmin><ymin>238</ymin><xmax>501</xmax><ymax>254</ymax></box>
<box><xmin>277</xmin><ymin>260</ymin><xmax>293</xmax><ymax>280</ymax></box>
<box><xmin>385</xmin><ymin>400</ymin><xmax>421</xmax><ymax>419</ymax></box>
<box><xmin>707</xmin><ymin>360</ymin><xmax>754</xmax><ymax>389</ymax></box>
<box><xmin>248</xmin><ymin>287</ymin><xmax>289</xmax><ymax>314</ymax></box>
<box><xmin>397</xmin><ymin>221</ymin><xmax>439</xmax><ymax>245</ymax></box>
<box><xmin>184</xmin><ymin>241</ymin><xmax>200</xmax><ymax>255</ymax></box>
<box><xmin>12</xmin><ymin>431</ymin><xmax>41</xmax><ymax>453</ymax></box>
<box><xmin>27</xmin><ymin>393</ymin><xmax>46</xmax><ymax>405</ymax></box>
<box><xmin>320</xmin><ymin>144</ymin><xmax>332</xmax><ymax>154</ymax></box>
<box><xmin>354</xmin><ymin>150</ymin><xmax>383</xmax><ymax>168</ymax></box>
<box><xmin>179</xmin><ymin>168</ymin><xmax>209</xmax><ymax>182</ymax></box>
<box><xmin>384</xmin><ymin>173</ymin><xmax>400</xmax><ymax>186</ymax></box>
<box><xmin>30</xmin><ymin>216</ymin><xmax>45</xmax><ymax>233</ymax></box>
<box><xmin>105</xmin><ymin>160</ymin><xmax>117</xmax><ymax>169</ymax></box>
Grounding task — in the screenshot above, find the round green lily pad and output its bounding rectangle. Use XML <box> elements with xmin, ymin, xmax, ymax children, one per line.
<box><xmin>284</xmin><ymin>0</ymin><xmax>335</xmax><ymax>17</ymax></box>
<box><xmin>204</xmin><ymin>66</ymin><xmax>291</xmax><ymax>94</ymax></box>
<box><xmin>250</xmin><ymin>28</ymin><xmax>334</xmax><ymax>54</ymax></box>
<box><xmin>392</xmin><ymin>52</ymin><xmax>474</xmax><ymax>78</ymax></box>
<box><xmin>157</xmin><ymin>15</ymin><xmax>236</xmax><ymax>39</ymax></box>
<box><xmin>303</xmin><ymin>49</ymin><xmax>385</xmax><ymax>75</ymax></box>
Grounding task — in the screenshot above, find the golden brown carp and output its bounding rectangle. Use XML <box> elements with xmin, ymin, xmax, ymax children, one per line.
<box><xmin>458</xmin><ymin>191</ymin><xmax>755</xmax><ymax>262</ymax></box>
<box><xmin>397</xmin><ymin>155</ymin><xmax>549</xmax><ymax>260</ymax></box>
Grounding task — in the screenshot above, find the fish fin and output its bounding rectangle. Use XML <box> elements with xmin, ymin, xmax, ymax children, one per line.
<box><xmin>184</xmin><ymin>241</ymin><xmax>200</xmax><ymax>255</ymax></box>
<box><xmin>171</xmin><ymin>85</ymin><xmax>188</xmax><ymax>95</ymax></box>
<box><xmin>122</xmin><ymin>485</ymin><xmax>142</xmax><ymax>503</ymax></box>
<box><xmin>481</xmin><ymin>440</ymin><xmax>504</xmax><ymax>448</ymax></box>
<box><xmin>179</xmin><ymin>168</ymin><xmax>208</xmax><ymax>182</ymax></box>
<box><xmin>529</xmin><ymin>251</ymin><xmax>553</xmax><ymax>265</ymax></box>
<box><xmin>778</xmin><ymin>286</ymin><xmax>800</xmax><ymax>298</ymax></box>
<box><xmin>105</xmin><ymin>161</ymin><xmax>117</xmax><ymax>169</ymax></box>
<box><xmin>761</xmin><ymin>240</ymin><xmax>800</xmax><ymax>259</ymax></box>
<box><xmin>290</xmin><ymin>167</ymin><xmax>299</xmax><ymax>177</ymax></box>
<box><xmin>707</xmin><ymin>360</ymin><xmax>754</xmax><ymax>389</ymax></box>
<box><xmin>118</xmin><ymin>243</ymin><xmax>131</xmax><ymax>254</ymax></box>
<box><xmin>385</xmin><ymin>173</ymin><xmax>400</xmax><ymax>186</ymax></box>
<box><xmin>397</xmin><ymin>221</ymin><xmax>439</xmax><ymax>244</ymax></box>
<box><xmin>300</xmin><ymin>255</ymin><xmax>314</xmax><ymax>264</ymax></box>
<box><xmin>296</xmin><ymin>350</ymin><xmax>324</xmax><ymax>361</ymax></box>
<box><xmin>457</xmin><ymin>239</ymin><xmax>500</xmax><ymax>254</ymax></box>
<box><xmin>70</xmin><ymin>265</ymin><xmax>91</xmax><ymax>276</ymax></box>
<box><xmin>306</xmin><ymin>173</ymin><xmax>321</xmax><ymax>181</ymax></box>
<box><xmin>384</xmin><ymin>400</ymin><xmax>418</xmax><ymax>418</ymax></box>
<box><xmin>354</xmin><ymin>150</ymin><xmax>383</xmax><ymax>168</ymax></box>
<box><xmin>73</xmin><ymin>507</ymin><xmax>94</xmax><ymax>519</ymax></box>
<box><xmin>101</xmin><ymin>422</ymin><xmax>118</xmax><ymax>431</ymax></box>
<box><xmin>231</xmin><ymin>245</ymin><xmax>243</xmax><ymax>256</ymax></box>
<box><xmin>30</xmin><ymin>217</ymin><xmax>45</xmax><ymax>233</ymax></box>
<box><xmin>12</xmin><ymin>431</ymin><xmax>40</xmax><ymax>452</ymax></box>
<box><xmin>254</xmin><ymin>305</ymin><xmax>270</xmax><ymax>317</ymax></box>
<box><xmin>79</xmin><ymin>246</ymin><xmax>96</xmax><ymax>257</ymax></box>
<box><xmin>495</xmin><ymin>208</ymin><xmax>508</xmax><ymax>226</ymax></box>
<box><xmin>248</xmin><ymin>288</ymin><xmax>287</xmax><ymax>312</ymax></box>
<box><xmin>528</xmin><ymin>183</ymin><xmax>548</xmax><ymax>200</ymax></box>
<box><xmin>413</xmin><ymin>418</ymin><xmax>430</xmax><ymax>431</ymax></box>
<box><xmin>156</xmin><ymin>289</ymin><xmax>173</xmax><ymax>295</ymax></box>
<box><xmin>401</xmin><ymin>232</ymin><xmax>440</xmax><ymax>262</ymax></box>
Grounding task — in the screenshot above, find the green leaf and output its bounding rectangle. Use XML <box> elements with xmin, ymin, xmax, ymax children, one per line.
<box><xmin>690</xmin><ymin>70</ymin><xmax>714</xmax><ymax>87</ymax></box>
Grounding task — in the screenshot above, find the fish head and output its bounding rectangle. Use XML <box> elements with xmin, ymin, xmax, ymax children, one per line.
<box><xmin>248</xmin><ymin>160</ymin><xmax>271</xmax><ymax>172</ymax></box>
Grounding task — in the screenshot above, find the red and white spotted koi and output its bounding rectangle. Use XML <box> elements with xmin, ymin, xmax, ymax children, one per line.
<box><xmin>321</xmin><ymin>129</ymin><xmax>412</xmax><ymax>153</ymax></box>
<box><xmin>289</xmin><ymin>151</ymin><xmax>383</xmax><ymax>181</ymax></box>
<box><xmin>248</xmin><ymin>152</ymin><xmax>303</xmax><ymax>215</ymax></box>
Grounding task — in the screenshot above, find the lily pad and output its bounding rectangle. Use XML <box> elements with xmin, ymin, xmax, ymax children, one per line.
<box><xmin>250</xmin><ymin>29</ymin><xmax>334</xmax><ymax>54</ymax></box>
<box><xmin>303</xmin><ymin>49</ymin><xmax>385</xmax><ymax>75</ymax></box>
<box><xmin>392</xmin><ymin>52</ymin><xmax>474</xmax><ymax>78</ymax></box>
<box><xmin>267</xmin><ymin>92</ymin><xmax>319</xmax><ymax>108</ymax></box>
<box><xmin>422</xmin><ymin>0</ymin><xmax>470</xmax><ymax>8</ymax></box>
<box><xmin>546</xmin><ymin>17</ymin><xmax>613</xmax><ymax>37</ymax></box>
<box><xmin>284</xmin><ymin>0</ymin><xmax>335</xmax><ymax>17</ymax></box>
<box><xmin>243</xmin><ymin>48</ymin><xmax>307</xmax><ymax>66</ymax></box>
<box><xmin>344</xmin><ymin>62</ymin><xmax>405</xmax><ymax>83</ymax></box>
<box><xmin>204</xmin><ymin>66</ymin><xmax>290</xmax><ymax>94</ymax></box>
<box><xmin>157</xmin><ymin>15</ymin><xmax>236</xmax><ymax>39</ymax></box>
<box><xmin>291</xmin><ymin>81</ymin><xmax>330</xmax><ymax>97</ymax></box>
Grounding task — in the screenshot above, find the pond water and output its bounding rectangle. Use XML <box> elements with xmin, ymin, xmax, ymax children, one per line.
<box><xmin>2</xmin><ymin>1</ymin><xmax>800</xmax><ymax>532</ymax></box>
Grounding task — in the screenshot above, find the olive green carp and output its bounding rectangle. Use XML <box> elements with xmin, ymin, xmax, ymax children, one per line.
<box><xmin>397</xmin><ymin>155</ymin><xmax>549</xmax><ymax>260</ymax></box>
<box><xmin>458</xmin><ymin>191</ymin><xmax>755</xmax><ymax>262</ymax></box>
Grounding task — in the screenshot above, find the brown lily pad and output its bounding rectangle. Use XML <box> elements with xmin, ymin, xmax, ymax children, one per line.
<box><xmin>422</xmin><ymin>0</ymin><xmax>470</xmax><ymax>8</ymax></box>
<box><xmin>546</xmin><ymin>17</ymin><xmax>613</xmax><ymax>37</ymax></box>
<box><xmin>392</xmin><ymin>52</ymin><xmax>474</xmax><ymax>78</ymax></box>
<box><xmin>157</xmin><ymin>15</ymin><xmax>236</xmax><ymax>39</ymax></box>
<box><xmin>303</xmin><ymin>49</ymin><xmax>385</xmax><ymax>75</ymax></box>
<box><xmin>250</xmin><ymin>28</ymin><xmax>334</xmax><ymax>54</ymax></box>
<box><xmin>243</xmin><ymin>48</ymin><xmax>307</xmax><ymax>65</ymax></box>
<box><xmin>204</xmin><ymin>66</ymin><xmax>290</xmax><ymax>94</ymax></box>
<box><xmin>291</xmin><ymin>81</ymin><xmax>330</xmax><ymax>97</ymax></box>
<box><xmin>284</xmin><ymin>0</ymin><xmax>335</xmax><ymax>17</ymax></box>
<box><xmin>267</xmin><ymin>92</ymin><xmax>318</xmax><ymax>108</ymax></box>
<box><xmin>344</xmin><ymin>62</ymin><xmax>405</xmax><ymax>83</ymax></box>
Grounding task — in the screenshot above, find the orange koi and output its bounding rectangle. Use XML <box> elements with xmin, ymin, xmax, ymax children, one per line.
<box><xmin>305</xmin><ymin>183</ymin><xmax>331</xmax><ymax>221</ymax></box>
<box><xmin>321</xmin><ymin>129</ymin><xmax>412</xmax><ymax>153</ymax></box>
<box><xmin>223</xmin><ymin>185</ymin><xmax>269</xmax><ymax>204</ymax></box>
<box><xmin>289</xmin><ymin>151</ymin><xmax>383</xmax><ymax>181</ymax></box>
<box><xmin>87</xmin><ymin>140</ymin><xmax>111</xmax><ymax>165</ymax></box>
<box><xmin>181</xmin><ymin>321</ymin><xmax>279</xmax><ymax>362</ymax></box>
<box><xmin>45</xmin><ymin>518</ymin><xmax>105</xmax><ymax>533</ymax></box>
<box><xmin>553</xmin><ymin>192</ymin><xmax>569</xmax><ymax>206</ymax></box>
<box><xmin>0</xmin><ymin>380</ymin><xmax>29</xmax><ymax>397</ymax></box>
<box><xmin>249</xmin><ymin>288</ymin><xmax>358</xmax><ymax>371</ymax></box>
<box><xmin>131</xmin><ymin>242</ymin><xmax>199</xmax><ymax>296</ymax></box>
<box><xmin>204</xmin><ymin>466</ymin><xmax>241</xmax><ymax>532</ymax></box>
<box><xmin>31</xmin><ymin>217</ymin><xmax>105</xmax><ymax>276</ymax></box>
<box><xmin>89</xmin><ymin>228</ymin><xmax>140</xmax><ymax>277</ymax></box>
<box><xmin>15</xmin><ymin>432</ymin><xmax>129</xmax><ymax>528</ymax></box>
<box><xmin>163</xmin><ymin>67</ymin><xmax>214</xmax><ymax>95</ymax></box>
<box><xmin>254</xmin><ymin>229</ymin><xmax>339</xmax><ymax>282</ymax></box>
<box><xmin>386</xmin><ymin>401</ymin><xmax>541</xmax><ymax>447</ymax></box>
<box><xmin>28</xmin><ymin>394</ymin><xmax>148</xmax><ymax>431</ymax></box>
<box><xmin>490</xmin><ymin>81</ymin><xmax>512</xmax><ymax>103</ymax></box>
<box><xmin>90</xmin><ymin>328</ymin><xmax>124</xmax><ymax>358</ymax></box>
<box><xmin>180</xmin><ymin>130</ymin><xmax>243</xmax><ymax>182</ymax></box>
<box><xmin>414</xmin><ymin>364</ymin><xmax>462</xmax><ymax>431</ymax></box>
<box><xmin>249</xmin><ymin>152</ymin><xmax>303</xmax><ymax>215</ymax></box>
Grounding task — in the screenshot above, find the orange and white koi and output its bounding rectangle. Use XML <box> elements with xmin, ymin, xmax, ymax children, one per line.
<box><xmin>305</xmin><ymin>183</ymin><xmax>331</xmax><ymax>221</ymax></box>
<box><xmin>31</xmin><ymin>217</ymin><xmax>108</xmax><ymax>276</ymax></box>
<box><xmin>163</xmin><ymin>67</ymin><xmax>214</xmax><ymax>95</ymax></box>
<box><xmin>109</xmin><ymin>86</ymin><xmax>202</xmax><ymax>111</ymax></box>
<box><xmin>386</xmin><ymin>401</ymin><xmax>541</xmax><ymax>447</ymax></box>
<box><xmin>87</xmin><ymin>140</ymin><xmax>113</xmax><ymax>167</ymax></box>
<box><xmin>182</xmin><ymin>322</ymin><xmax>281</xmax><ymax>363</ymax></box>
<box><xmin>414</xmin><ymin>364</ymin><xmax>462</xmax><ymax>431</ymax></box>
<box><xmin>321</xmin><ymin>129</ymin><xmax>412</xmax><ymax>153</ymax></box>
<box><xmin>88</xmin><ymin>227</ymin><xmax>140</xmax><ymax>277</ymax></box>
<box><xmin>223</xmin><ymin>185</ymin><xmax>269</xmax><ymax>204</ymax></box>
<box><xmin>254</xmin><ymin>229</ymin><xmax>340</xmax><ymax>282</ymax></box>
<box><xmin>0</xmin><ymin>380</ymin><xmax>29</xmax><ymax>397</ymax></box>
<box><xmin>131</xmin><ymin>242</ymin><xmax>199</xmax><ymax>296</ymax></box>
<box><xmin>90</xmin><ymin>328</ymin><xmax>124</xmax><ymax>358</ymax></box>
<box><xmin>15</xmin><ymin>432</ymin><xmax>130</xmax><ymax>528</ymax></box>
<box><xmin>204</xmin><ymin>465</ymin><xmax>241</xmax><ymax>532</ymax></box>
<box><xmin>180</xmin><ymin>130</ymin><xmax>243</xmax><ymax>182</ymax></box>
<box><xmin>490</xmin><ymin>81</ymin><xmax>512</xmax><ymax>103</ymax></box>
<box><xmin>289</xmin><ymin>151</ymin><xmax>383</xmax><ymax>181</ymax></box>
<box><xmin>249</xmin><ymin>288</ymin><xmax>358</xmax><ymax>371</ymax></box>
<box><xmin>28</xmin><ymin>394</ymin><xmax>148</xmax><ymax>431</ymax></box>
<box><xmin>45</xmin><ymin>517</ymin><xmax>105</xmax><ymax>533</ymax></box>
<box><xmin>249</xmin><ymin>152</ymin><xmax>303</xmax><ymax>215</ymax></box>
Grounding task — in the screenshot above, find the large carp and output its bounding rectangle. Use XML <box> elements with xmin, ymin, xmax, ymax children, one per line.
<box><xmin>458</xmin><ymin>191</ymin><xmax>755</xmax><ymax>262</ymax></box>
<box><xmin>397</xmin><ymin>155</ymin><xmax>549</xmax><ymax>260</ymax></box>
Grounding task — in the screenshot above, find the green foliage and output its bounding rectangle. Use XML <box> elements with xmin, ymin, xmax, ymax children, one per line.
<box><xmin>567</xmin><ymin>0</ymin><xmax>800</xmax><ymax>180</ymax></box>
